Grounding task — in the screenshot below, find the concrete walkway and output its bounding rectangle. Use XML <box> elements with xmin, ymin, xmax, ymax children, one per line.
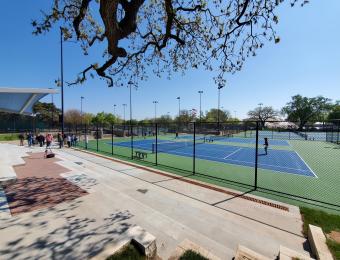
<box><xmin>0</xmin><ymin>144</ymin><xmax>311</xmax><ymax>259</ymax></box>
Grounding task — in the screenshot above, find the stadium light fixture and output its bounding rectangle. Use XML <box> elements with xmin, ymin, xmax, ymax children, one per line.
<box><xmin>198</xmin><ymin>91</ymin><xmax>203</xmax><ymax>124</ymax></box>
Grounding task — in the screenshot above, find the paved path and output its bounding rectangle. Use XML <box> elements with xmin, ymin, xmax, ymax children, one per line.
<box><xmin>0</xmin><ymin>144</ymin><xmax>310</xmax><ymax>259</ymax></box>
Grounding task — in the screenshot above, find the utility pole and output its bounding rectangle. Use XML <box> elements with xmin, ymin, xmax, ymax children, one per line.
<box><xmin>113</xmin><ymin>104</ymin><xmax>117</xmax><ymax>118</ymax></box>
<box><xmin>198</xmin><ymin>91</ymin><xmax>203</xmax><ymax>124</ymax></box>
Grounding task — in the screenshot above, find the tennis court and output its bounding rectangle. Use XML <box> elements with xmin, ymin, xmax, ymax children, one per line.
<box><xmin>110</xmin><ymin>139</ymin><xmax>315</xmax><ymax>177</ymax></box>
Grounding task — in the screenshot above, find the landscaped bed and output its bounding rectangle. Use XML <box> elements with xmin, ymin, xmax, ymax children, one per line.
<box><xmin>106</xmin><ymin>243</ymin><xmax>146</xmax><ymax>260</ymax></box>
<box><xmin>300</xmin><ymin>207</ymin><xmax>340</xmax><ymax>259</ymax></box>
<box><xmin>179</xmin><ymin>250</ymin><xmax>208</xmax><ymax>260</ymax></box>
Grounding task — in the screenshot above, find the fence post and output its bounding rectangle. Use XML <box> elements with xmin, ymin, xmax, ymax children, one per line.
<box><xmin>337</xmin><ymin>120</ymin><xmax>340</xmax><ymax>144</ymax></box>
<box><xmin>131</xmin><ymin>124</ymin><xmax>134</xmax><ymax>159</ymax></box>
<box><xmin>96</xmin><ymin>124</ymin><xmax>99</xmax><ymax>152</ymax></box>
<box><xmin>85</xmin><ymin>124</ymin><xmax>88</xmax><ymax>149</ymax></box>
<box><xmin>155</xmin><ymin>123</ymin><xmax>158</xmax><ymax>165</ymax></box>
<box><xmin>75</xmin><ymin>124</ymin><xmax>78</xmax><ymax>147</ymax></box>
<box><xmin>193</xmin><ymin>122</ymin><xmax>196</xmax><ymax>174</ymax></box>
<box><xmin>111</xmin><ymin>123</ymin><xmax>114</xmax><ymax>155</ymax></box>
<box><xmin>254</xmin><ymin>121</ymin><xmax>259</xmax><ymax>189</ymax></box>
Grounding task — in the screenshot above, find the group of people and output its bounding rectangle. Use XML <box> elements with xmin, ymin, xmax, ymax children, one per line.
<box><xmin>19</xmin><ymin>132</ymin><xmax>78</xmax><ymax>149</ymax></box>
<box><xmin>56</xmin><ymin>133</ymin><xmax>78</xmax><ymax>148</ymax></box>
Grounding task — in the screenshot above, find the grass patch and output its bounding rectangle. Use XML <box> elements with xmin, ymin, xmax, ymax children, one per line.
<box><xmin>179</xmin><ymin>250</ymin><xmax>208</xmax><ymax>260</ymax></box>
<box><xmin>106</xmin><ymin>243</ymin><xmax>145</xmax><ymax>260</ymax></box>
<box><xmin>0</xmin><ymin>133</ymin><xmax>19</xmax><ymax>141</ymax></box>
<box><xmin>326</xmin><ymin>239</ymin><xmax>340</xmax><ymax>260</ymax></box>
<box><xmin>300</xmin><ymin>207</ymin><xmax>340</xmax><ymax>259</ymax></box>
<box><xmin>300</xmin><ymin>207</ymin><xmax>340</xmax><ymax>235</ymax></box>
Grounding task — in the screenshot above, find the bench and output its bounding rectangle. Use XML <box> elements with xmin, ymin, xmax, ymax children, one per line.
<box><xmin>135</xmin><ymin>151</ymin><xmax>148</xmax><ymax>159</ymax></box>
<box><xmin>205</xmin><ymin>138</ymin><xmax>214</xmax><ymax>143</ymax></box>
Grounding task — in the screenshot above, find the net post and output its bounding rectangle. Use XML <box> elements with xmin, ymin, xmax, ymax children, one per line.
<box><xmin>96</xmin><ymin>123</ymin><xmax>99</xmax><ymax>152</ymax></box>
<box><xmin>111</xmin><ymin>123</ymin><xmax>114</xmax><ymax>155</ymax></box>
<box><xmin>155</xmin><ymin>123</ymin><xmax>158</xmax><ymax>165</ymax></box>
<box><xmin>193</xmin><ymin>122</ymin><xmax>196</xmax><ymax>174</ymax></box>
<box><xmin>254</xmin><ymin>121</ymin><xmax>259</xmax><ymax>189</ymax></box>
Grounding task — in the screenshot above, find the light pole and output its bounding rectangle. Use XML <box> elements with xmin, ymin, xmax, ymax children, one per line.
<box><xmin>234</xmin><ymin>110</ymin><xmax>237</xmax><ymax>120</ymax></box>
<box><xmin>217</xmin><ymin>84</ymin><xmax>224</xmax><ymax>130</ymax></box>
<box><xmin>123</xmin><ymin>104</ymin><xmax>127</xmax><ymax>123</ymax></box>
<box><xmin>198</xmin><ymin>91</ymin><xmax>203</xmax><ymax>124</ymax></box>
<box><xmin>153</xmin><ymin>101</ymin><xmax>158</xmax><ymax>123</ymax></box>
<box><xmin>49</xmin><ymin>87</ymin><xmax>54</xmax><ymax>128</ymax></box>
<box><xmin>60</xmin><ymin>27</ymin><xmax>64</xmax><ymax>136</ymax></box>
<box><xmin>113</xmin><ymin>104</ymin><xmax>117</xmax><ymax>118</ymax></box>
<box><xmin>177</xmin><ymin>96</ymin><xmax>181</xmax><ymax>118</ymax></box>
<box><xmin>80</xmin><ymin>96</ymin><xmax>84</xmax><ymax>124</ymax></box>
<box><xmin>128</xmin><ymin>81</ymin><xmax>133</xmax><ymax>125</ymax></box>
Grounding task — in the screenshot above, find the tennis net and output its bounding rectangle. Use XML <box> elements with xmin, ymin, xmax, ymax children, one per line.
<box><xmin>152</xmin><ymin>137</ymin><xmax>205</xmax><ymax>153</ymax></box>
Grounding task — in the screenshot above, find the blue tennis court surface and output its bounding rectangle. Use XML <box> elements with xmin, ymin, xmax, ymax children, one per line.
<box><xmin>109</xmin><ymin>139</ymin><xmax>316</xmax><ymax>177</ymax></box>
<box><xmin>177</xmin><ymin>135</ymin><xmax>290</xmax><ymax>146</ymax></box>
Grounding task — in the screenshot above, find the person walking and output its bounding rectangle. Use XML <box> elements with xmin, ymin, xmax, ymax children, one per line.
<box><xmin>57</xmin><ymin>133</ymin><xmax>62</xmax><ymax>148</ymax></box>
<box><xmin>67</xmin><ymin>134</ymin><xmax>71</xmax><ymax>148</ymax></box>
<box><xmin>27</xmin><ymin>132</ymin><xmax>33</xmax><ymax>147</ymax></box>
<box><xmin>264</xmin><ymin>137</ymin><xmax>269</xmax><ymax>155</ymax></box>
<box><xmin>18</xmin><ymin>133</ymin><xmax>24</xmax><ymax>146</ymax></box>
<box><xmin>46</xmin><ymin>133</ymin><xmax>53</xmax><ymax>149</ymax></box>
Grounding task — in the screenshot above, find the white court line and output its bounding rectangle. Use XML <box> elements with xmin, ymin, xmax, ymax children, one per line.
<box><xmin>165</xmin><ymin>149</ymin><xmax>316</xmax><ymax>177</ymax></box>
<box><xmin>294</xmin><ymin>151</ymin><xmax>318</xmax><ymax>178</ymax></box>
<box><xmin>223</xmin><ymin>147</ymin><xmax>242</xmax><ymax>159</ymax></box>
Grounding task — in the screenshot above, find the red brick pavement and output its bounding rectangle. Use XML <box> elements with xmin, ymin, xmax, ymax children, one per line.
<box><xmin>3</xmin><ymin>152</ymin><xmax>88</xmax><ymax>215</ymax></box>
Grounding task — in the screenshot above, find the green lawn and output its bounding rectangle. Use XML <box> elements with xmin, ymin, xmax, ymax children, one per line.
<box><xmin>300</xmin><ymin>207</ymin><xmax>340</xmax><ymax>259</ymax></box>
<box><xmin>76</xmin><ymin>135</ymin><xmax>340</xmax><ymax>214</ymax></box>
<box><xmin>0</xmin><ymin>133</ymin><xmax>19</xmax><ymax>141</ymax></box>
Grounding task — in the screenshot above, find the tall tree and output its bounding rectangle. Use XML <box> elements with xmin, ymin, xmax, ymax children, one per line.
<box><xmin>64</xmin><ymin>109</ymin><xmax>82</xmax><ymax>126</ymax></box>
<box><xmin>247</xmin><ymin>106</ymin><xmax>278</xmax><ymax>127</ymax></box>
<box><xmin>32</xmin><ymin>0</ymin><xmax>306</xmax><ymax>88</ymax></box>
<box><xmin>282</xmin><ymin>95</ymin><xmax>333</xmax><ymax>129</ymax></box>
<box><xmin>157</xmin><ymin>114</ymin><xmax>173</xmax><ymax>124</ymax></box>
<box><xmin>205</xmin><ymin>108</ymin><xmax>231</xmax><ymax>123</ymax></box>
<box><xmin>175</xmin><ymin>110</ymin><xmax>195</xmax><ymax>123</ymax></box>
<box><xmin>328</xmin><ymin>101</ymin><xmax>340</xmax><ymax>121</ymax></box>
<box><xmin>33</xmin><ymin>102</ymin><xmax>61</xmax><ymax>125</ymax></box>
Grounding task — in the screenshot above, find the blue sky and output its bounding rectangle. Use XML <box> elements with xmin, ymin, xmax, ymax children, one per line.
<box><xmin>0</xmin><ymin>1</ymin><xmax>339</xmax><ymax>120</ymax></box>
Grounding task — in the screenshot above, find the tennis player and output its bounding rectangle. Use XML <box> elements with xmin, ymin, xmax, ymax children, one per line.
<box><xmin>264</xmin><ymin>137</ymin><xmax>269</xmax><ymax>155</ymax></box>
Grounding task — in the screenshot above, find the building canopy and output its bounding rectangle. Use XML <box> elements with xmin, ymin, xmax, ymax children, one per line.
<box><xmin>0</xmin><ymin>87</ymin><xmax>58</xmax><ymax>115</ymax></box>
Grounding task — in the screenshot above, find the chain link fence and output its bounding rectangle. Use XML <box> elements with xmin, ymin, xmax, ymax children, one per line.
<box><xmin>2</xmin><ymin>120</ymin><xmax>339</xmax><ymax>209</ymax></box>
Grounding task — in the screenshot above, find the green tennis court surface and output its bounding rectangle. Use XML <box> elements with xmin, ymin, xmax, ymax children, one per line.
<box><xmin>77</xmin><ymin>135</ymin><xmax>340</xmax><ymax>213</ymax></box>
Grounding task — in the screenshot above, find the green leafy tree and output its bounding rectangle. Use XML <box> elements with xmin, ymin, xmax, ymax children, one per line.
<box><xmin>104</xmin><ymin>113</ymin><xmax>119</xmax><ymax>125</ymax></box>
<box><xmin>33</xmin><ymin>102</ymin><xmax>61</xmax><ymax>125</ymax></box>
<box><xmin>282</xmin><ymin>95</ymin><xmax>333</xmax><ymax>129</ymax></box>
<box><xmin>175</xmin><ymin>110</ymin><xmax>195</xmax><ymax>123</ymax></box>
<box><xmin>157</xmin><ymin>115</ymin><xmax>173</xmax><ymax>124</ymax></box>
<box><xmin>328</xmin><ymin>101</ymin><xmax>340</xmax><ymax>121</ymax></box>
<box><xmin>82</xmin><ymin>113</ymin><xmax>94</xmax><ymax>125</ymax></box>
<box><xmin>204</xmin><ymin>109</ymin><xmax>231</xmax><ymax>123</ymax></box>
<box><xmin>92</xmin><ymin>112</ymin><xmax>106</xmax><ymax>125</ymax></box>
<box><xmin>247</xmin><ymin>106</ymin><xmax>278</xmax><ymax>128</ymax></box>
<box><xmin>31</xmin><ymin>0</ymin><xmax>306</xmax><ymax>87</ymax></box>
